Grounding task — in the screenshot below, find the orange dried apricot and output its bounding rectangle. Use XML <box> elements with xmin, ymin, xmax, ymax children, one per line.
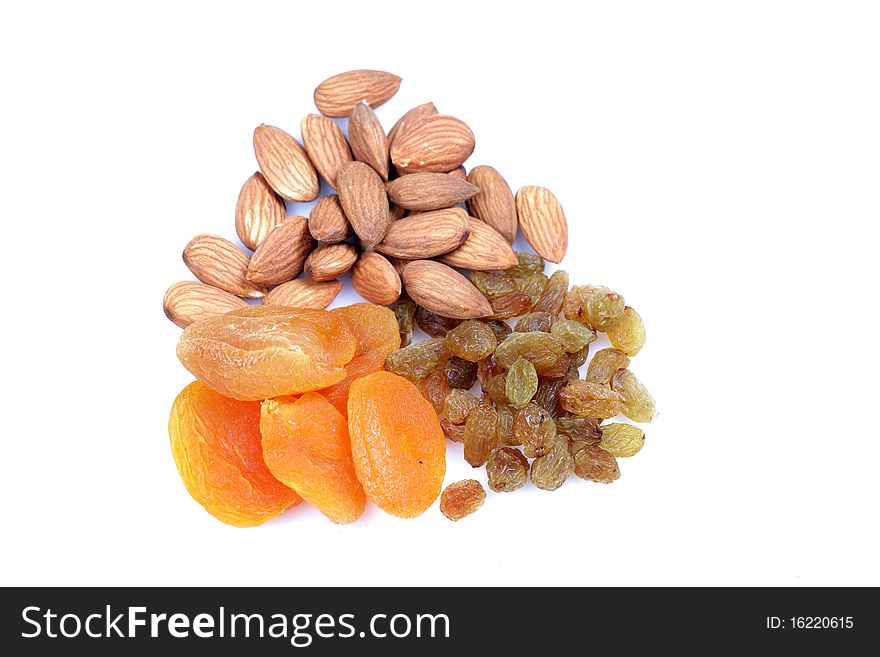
<box><xmin>260</xmin><ymin>393</ymin><xmax>366</xmax><ymax>524</ymax></box>
<box><xmin>347</xmin><ymin>371</ymin><xmax>446</xmax><ymax>518</ymax></box>
<box><xmin>168</xmin><ymin>381</ymin><xmax>300</xmax><ymax>527</ymax></box>
<box><xmin>318</xmin><ymin>303</ymin><xmax>401</xmax><ymax>415</ymax></box>
<box><xmin>176</xmin><ymin>306</ymin><xmax>356</xmax><ymax>400</ymax></box>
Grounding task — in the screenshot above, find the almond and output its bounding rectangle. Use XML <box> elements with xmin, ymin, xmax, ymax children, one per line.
<box><xmin>313</xmin><ymin>70</ymin><xmax>401</xmax><ymax>118</ymax></box>
<box><xmin>183</xmin><ymin>234</ymin><xmax>265</xmax><ymax>298</ymax></box>
<box><xmin>336</xmin><ymin>161</ymin><xmax>390</xmax><ymax>247</ymax></box>
<box><xmin>386</xmin><ymin>256</ymin><xmax>410</xmax><ymax>277</ymax></box>
<box><xmin>385</xmin><ymin>172</ymin><xmax>479</xmax><ymax>211</ymax></box>
<box><xmin>234</xmin><ymin>172</ymin><xmax>286</xmax><ymax>251</ymax></box>
<box><xmin>246</xmin><ymin>216</ymin><xmax>314</xmax><ymax>286</ymax></box>
<box><xmin>437</xmin><ymin>219</ymin><xmax>518</xmax><ymax>270</ymax></box>
<box><xmin>374</xmin><ymin>208</ymin><xmax>470</xmax><ymax>259</ymax></box>
<box><xmin>163</xmin><ymin>282</ymin><xmax>248</xmax><ymax>328</ymax></box>
<box><xmin>402</xmin><ymin>260</ymin><xmax>492</xmax><ymax>319</ymax></box>
<box><xmin>300</xmin><ymin>114</ymin><xmax>352</xmax><ymax>189</ymax></box>
<box><xmin>348</xmin><ymin>101</ymin><xmax>389</xmax><ymax>181</ymax></box>
<box><xmin>390</xmin><ymin>114</ymin><xmax>475</xmax><ymax>174</ymax></box>
<box><xmin>351</xmin><ymin>252</ymin><xmax>402</xmax><ymax>305</ymax></box>
<box><xmin>447</xmin><ymin>166</ymin><xmax>467</xmax><ymax>179</ymax></box>
<box><xmin>388</xmin><ymin>101</ymin><xmax>438</xmax><ymax>145</ymax></box>
<box><xmin>304</xmin><ymin>243</ymin><xmax>358</xmax><ymax>282</ymax></box>
<box><xmin>467</xmin><ymin>165</ymin><xmax>517</xmax><ymax>243</ymax></box>
<box><xmin>308</xmin><ymin>194</ymin><xmax>352</xmax><ymax>244</ymax></box>
<box><xmin>389</xmin><ymin>202</ymin><xmax>407</xmax><ymax>221</ymax></box>
<box><xmin>515</xmin><ymin>186</ymin><xmax>568</xmax><ymax>263</ymax></box>
<box><xmin>253</xmin><ymin>124</ymin><xmax>320</xmax><ymax>201</ymax></box>
<box><xmin>265</xmin><ymin>278</ymin><xmax>342</xmax><ymax>309</ymax></box>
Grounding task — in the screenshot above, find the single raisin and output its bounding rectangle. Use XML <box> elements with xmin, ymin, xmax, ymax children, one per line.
<box><xmin>486</xmin><ymin>447</ymin><xmax>530</xmax><ymax>492</ymax></box>
<box><xmin>446</xmin><ymin>320</ymin><xmax>498</xmax><ymax>362</ymax></box>
<box><xmin>384</xmin><ymin>338</ymin><xmax>447</xmax><ymax>381</ymax></box>
<box><xmin>533</xmin><ymin>269</ymin><xmax>569</xmax><ymax>315</ymax></box>
<box><xmin>550</xmin><ymin>319</ymin><xmax>597</xmax><ymax>353</ymax></box>
<box><xmin>463</xmin><ymin>402</ymin><xmax>499</xmax><ymax>467</ymax></box>
<box><xmin>415</xmin><ymin>306</ymin><xmax>461</xmax><ymax>337</ymax></box>
<box><xmin>482</xmin><ymin>373</ymin><xmax>509</xmax><ymax>405</ymax></box>
<box><xmin>599</xmin><ymin>423</ymin><xmax>645</xmax><ymax>457</ymax></box>
<box><xmin>585</xmin><ymin>348</ymin><xmax>631</xmax><ymax>384</ymax></box>
<box><xmin>610</xmin><ymin>369</ymin><xmax>657</xmax><ymax>422</ymax></box>
<box><xmin>581</xmin><ymin>285</ymin><xmax>626</xmax><ymax>331</ymax></box>
<box><xmin>534</xmin><ymin>377</ymin><xmax>567</xmax><ymax>419</ymax></box>
<box><xmin>573</xmin><ymin>443</ymin><xmax>621</xmax><ymax>483</ymax></box>
<box><xmin>515</xmin><ymin>272</ymin><xmax>549</xmax><ymax>307</ymax></box>
<box><xmin>506</xmin><ymin>357</ymin><xmax>539</xmax><ymax>408</ymax></box>
<box><xmin>515</xmin><ymin>311</ymin><xmax>555</xmax><ymax>333</ymax></box>
<box><xmin>530</xmin><ymin>436</ymin><xmax>574</xmax><ymax>491</ymax></box>
<box><xmin>417</xmin><ymin>367</ymin><xmax>451</xmax><ymax>414</ymax></box>
<box><xmin>477</xmin><ymin>355</ymin><xmax>504</xmax><ymax>386</ymax></box>
<box><xmin>607</xmin><ymin>306</ymin><xmax>646</xmax><ymax>356</ymax></box>
<box><xmin>496</xmin><ymin>404</ymin><xmax>518</xmax><ymax>445</ymax></box>
<box><xmin>513</xmin><ymin>402</ymin><xmax>559</xmax><ymax>458</ymax></box>
<box><xmin>486</xmin><ymin>319</ymin><xmax>513</xmax><ymax>343</ymax></box>
<box><xmin>442</xmin><ymin>389</ymin><xmax>481</xmax><ymax>424</ymax></box>
<box><xmin>559</xmin><ymin>381</ymin><xmax>624</xmax><ymax>419</ymax></box>
<box><xmin>445</xmin><ymin>356</ymin><xmax>478</xmax><ymax>389</ymax></box>
<box><xmin>506</xmin><ymin>251</ymin><xmax>545</xmax><ymax>279</ymax></box>
<box><xmin>557</xmin><ymin>415</ymin><xmax>602</xmax><ymax>443</ymax></box>
<box><xmin>534</xmin><ymin>349</ymin><xmax>573</xmax><ymax>378</ymax></box>
<box><xmin>571</xmin><ymin>344</ymin><xmax>591</xmax><ymax>368</ymax></box>
<box><xmin>471</xmin><ymin>270</ymin><xmax>516</xmax><ymax>298</ymax></box>
<box><xmin>488</xmin><ymin>291</ymin><xmax>532</xmax><ymax>319</ymax></box>
<box><xmin>440</xmin><ymin>480</ymin><xmax>486</xmax><ymax>521</ymax></box>
<box><xmin>440</xmin><ymin>417</ymin><xmax>466</xmax><ymax>443</ymax></box>
<box><xmin>494</xmin><ymin>331</ymin><xmax>564</xmax><ymax>369</ymax></box>
<box><xmin>391</xmin><ymin>297</ymin><xmax>416</xmax><ymax>347</ymax></box>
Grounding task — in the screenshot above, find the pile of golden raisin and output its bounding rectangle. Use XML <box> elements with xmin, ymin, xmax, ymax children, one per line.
<box><xmin>168</xmin><ymin>250</ymin><xmax>654</xmax><ymax>526</ymax></box>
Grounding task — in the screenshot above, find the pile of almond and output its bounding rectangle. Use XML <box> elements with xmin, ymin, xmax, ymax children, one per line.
<box><xmin>163</xmin><ymin>69</ymin><xmax>569</xmax><ymax>326</ymax></box>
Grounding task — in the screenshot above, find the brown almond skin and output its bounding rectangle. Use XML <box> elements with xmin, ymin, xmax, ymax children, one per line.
<box><xmin>163</xmin><ymin>282</ymin><xmax>248</xmax><ymax>328</ymax></box>
<box><xmin>265</xmin><ymin>278</ymin><xmax>342</xmax><ymax>309</ymax></box>
<box><xmin>437</xmin><ymin>219</ymin><xmax>519</xmax><ymax>270</ymax></box>
<box><xmin>314</xmin><ymin>70</ymin><xmax>401</xmax><ymax>118</ymax></box>
<box><xmin>351</xmin><ymin>252</ymin><xmax>402</xmax><ymax>305</ymax></box>
<box><xmin>388</xmin><ymin>101</ymin><xmax>438</xmax><ymax>144</ymax></box>
<box><xmin>402</xmin><ymin>260</ymin><xmax>493</xmax><ymax>319</ymax></box>
<box><xmin>246</xmin><ymin>216</ymin><xmax>314</xmax><ymax>287</ymax></box>
<box><xmin>308</xmin><ymin>194</ymin><xmax>352</xmax><ymax>244</ymax></box>
<box><xmin>467</xmin><ymin>165</ymin><xmax>518</xmax><ymax>243</ymax></box>
<box><xmin>301</xmin><ymin>114</ymin><xmax>353</xmax><ymax>189</ymax></box>
<box><xmin>447</xmin><ymin>166</ymin><xmax>467</xmax><ymax>179</ymax></box>
<box><xmin>349</xmin><ymin>101</ymin><xmax>389</xmax><ymax>180</ymax></box>
<box><xmin>304</xmin><ymin>243</ymin><xmax>358</xmax><ymax>282</ymax></box>
<box><xmin>390</xmin><ymin>114</ymin><xmax>475</xmax><ymax>174</ymax></box>
<box><xmin>253</xmin><ymin>124</ymin><xmax>320</xmax><ymax>202</ymax></box>
<box><xmin>389</xmin><ymin>203</ymin><xmax>407</xmax><ymax>221</ymax></box>
<box><xmin>515</xmin><ymin>186</ymin><xmax>568</xmax><ymax>263</ymax></box>
<box><xmin>374</xmin><ymin>208</ymin><xmax>470</xmax><ymax>259</ymax></box>
<box><xmin>385</xmin><ymin>172</ymin><xmax>479</xmax><ymax>211</ymax></box>
<box><xmin>235</xmin><ymin>172</ymin><xmax>286</xmax><ymax>251</ymax></box>
<box><xmin>336</xmin><ymin>161</ymin><xmax>390</xmax><ymax>247</ymax></box>
<box><xmin>182</xmin><ymin>234</ymin><xmax>265</xmax><ymax>298</ymax></box>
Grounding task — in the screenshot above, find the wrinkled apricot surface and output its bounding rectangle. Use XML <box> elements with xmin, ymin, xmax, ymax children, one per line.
<box><xmin>260</xmin><ymin>393</ymin><xmax>366</xmax><ymax>524</ymax></box>
<box><xmin>176</xmin><ymin>306</ymin><xmax>356</xmax><ymax>400</ymax></box>
<box><xmin>347</xmin><ymin>371</ymin><xmax>446</xmax><ymax>518</ymax></box>
<box><xmin>318</xmin><ymin>303</ymin><xmax>401</xmax><ymax>416</ymax></box>
<box><xmin>168</xmin><ymin>381</ymin><xmax>300</xmax><ymax>527</ymax></box>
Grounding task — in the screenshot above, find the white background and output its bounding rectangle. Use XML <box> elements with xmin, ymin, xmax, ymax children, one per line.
<box><xmin>1</xmin><ymin>1</ymin><xmax>878</xmax><ymax>587</ymax></box>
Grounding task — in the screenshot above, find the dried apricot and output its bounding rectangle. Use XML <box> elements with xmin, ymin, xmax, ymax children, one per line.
<box><xmin>260</xmin><ymin>393</ymin><xmax>365</xmax><ymax>524</ymax></box>
<box><xmin>319</xmin><ymin>303</ymin><xmax>401</xmax><ymax>415</ymax></box>
<box><xmin>168</xmin><ymin>381</ymin><xmax>300</xmax><ymax>527</ymax></box>
<box><xmin>439</xmin><ymin>480</ymin><xmax>485</xmax><ymax>521</ymax></box>
<box><xmin>347</xmin><ymin>371</ymin><xmax>446</xmax><ymax>518</ymax></box>
<box><xmin>176</xmin><ymin>306</ymin><xmax>356</xmax><ymax>400</ymax></box>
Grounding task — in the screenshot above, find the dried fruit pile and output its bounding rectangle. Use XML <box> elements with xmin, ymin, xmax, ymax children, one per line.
<box><xmin>163</xmin><ymin>69</ymin><xmax>656</xmax><ymax>527</ymax></box>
